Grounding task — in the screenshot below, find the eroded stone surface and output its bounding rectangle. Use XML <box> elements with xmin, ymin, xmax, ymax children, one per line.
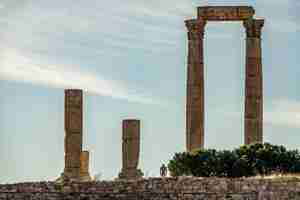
<box><xmin>63</xmin><ymin>89</ymin><xmax>83</xmax><ymax>180</ymax></box>
<box><xmin>80</xmin><ymin>151</ymin><xmax>92</xmax><ymax>181</ymax></box>
<box><xmin>185</xmin><ymin>19</ymin><xmax>206</xmax><ymax>151</ymax></box>
<box><xmin>186</xmin><ymin>7</ymin><xmax>264</xmax><ymax>149</ymax></box>
<box><xmin>119</xmin><ymin>119</ymin><xmax>143</xmax><ymax>179</ymax></box>
<box><xmin>1</xmin><ymin>177</ymin><xmax>300</xmax><ymax>200</ymax></box>
<box><xmin>198</xmin><ymin>6</ymin><xmax>255</xmax><ymax>21</ymax></box>
<box><xmin>244</xmin><ymin>19</ymin><xmax>264</xmax><ymax>144</ymax></box>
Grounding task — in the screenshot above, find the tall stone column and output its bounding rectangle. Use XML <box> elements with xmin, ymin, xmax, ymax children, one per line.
<box><xmin>63</xmin><ymin>89</ymin><xmax>83</xmax><ymax>180</ymax></box>
<box><xmin>80</xmin><ymin>151</ymin><xmax>92</xmax><ymax>181</ymax></box>
<box><xmin>243</xmin><ymin>19</ymin><xmax>264</xmax><ymax>144</ymax></box>
<box><xmin>185</xmin><ymin>19</ymin><xmax>206</xmax><ymax>151</ymax></box>
<box><xmin>119</xmin><ymin>119</ymin><xmax>143</xmax><ymax>179</ymax></box>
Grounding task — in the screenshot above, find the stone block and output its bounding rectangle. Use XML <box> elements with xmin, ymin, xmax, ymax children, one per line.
<box><xmin>198</xmin><ymin>6</ymin><xmax>255</xmax><ymax>21</ymax></box>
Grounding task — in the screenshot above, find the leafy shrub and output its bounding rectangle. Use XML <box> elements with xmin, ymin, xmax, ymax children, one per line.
<box><xmin>168</xmin><ymin>143</ymin><xmax>300</xmax><ymax>178</ymax></box>
<box><xmin>216</xmin><ymin>150</ymin><xmax>238</xmax><ymax>177</ymax></box>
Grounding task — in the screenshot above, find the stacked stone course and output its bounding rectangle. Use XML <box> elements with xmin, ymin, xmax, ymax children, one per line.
<box><xmin>1</xmin><ymin>177</ymin><xmax>300</xmax><ymax>199</ymax></box>
<box><xmin>119</xmin><ymin>119</ymin><xmax>143</xmax><ymax>179</ymax></box>
<box><xmin>80</xmin><ymin>151</ymin><xmax>92</xmax><ymax>181</ymax></box>
<box><xmin>63</xmin><ymin>89</ymin><xmax>83</xmax><ymax>180</ymax></box>
<box><xmin>61</xmin><ymin>89</ymin><xmax>92</xmax><ymax>182</ymax></box>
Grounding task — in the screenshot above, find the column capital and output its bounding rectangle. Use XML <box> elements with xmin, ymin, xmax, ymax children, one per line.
<box><xmin>185</xmin><ymin>18</ymin><xmax>207</xmax><ymax>39</ymax></box>
<box><xmin>243</xmin><ymin>18</ymin><xmax>264</xmax><ymax>38</ymax></box>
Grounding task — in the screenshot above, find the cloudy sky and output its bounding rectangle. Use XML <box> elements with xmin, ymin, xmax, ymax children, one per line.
<box><xmin>0</xmin><ymin>0</ymin><xmax>299</xmax><ymax>183</ymax></box>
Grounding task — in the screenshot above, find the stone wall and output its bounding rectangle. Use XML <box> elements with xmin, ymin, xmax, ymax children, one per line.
<box><xmin>1</xmin><ymin>177</ymin><xmax>300</xmax><ymax>200</ymax></box>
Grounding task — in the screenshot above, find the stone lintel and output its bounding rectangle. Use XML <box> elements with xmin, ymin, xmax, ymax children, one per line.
<box><xmin>198</xmin><ymin>6</ymin><xmax>255</xmax><ymax>21</ymax></box>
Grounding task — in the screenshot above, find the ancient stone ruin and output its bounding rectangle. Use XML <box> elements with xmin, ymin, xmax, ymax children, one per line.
<box><xmin>2</xmin><ymin>4</ymin><xmax>295</xmax><ymax>200</ymax></box>
<box><xmin>60</xmin><ymin>89</ymin><xmax>92</xmax><ymax>182</ymax></box>
<box><xmin>80</xmin><ymin>151</ymin><xmax>92</xmax><ymax>181</ymax></box>
<box><xmin>56</xmin><ymin>6</ymin><xmax>265</xmax><ymax>182</ymax></box>
<box><xmin>118</xmin><ymin>119</ymin><xmax>143</xmax><ymax>179</ymax></box>
<box><xmin>60</xmin><ymin>90</ymin><xmax>144</xmax><ymax>181</ymax></box>
<box><xmin>185</xmin><ymin>6</ymin><xmax>264</xmax><ymax>151</ymax></box>
<box><xmin>57</xmin><ymin>6</ymin><xmax>265</xmax><ymax>181</ymax></box>
<box><xmin>62</xmin><ymin>89</ymin><xmax>83</xmax><ymax>181</ymax></box>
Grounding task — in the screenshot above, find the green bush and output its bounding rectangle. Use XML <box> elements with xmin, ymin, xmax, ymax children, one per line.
<box><xmin>168</xmin><ymin>143</ymin><xmax>300</xmax><ymax>178</ymax></box>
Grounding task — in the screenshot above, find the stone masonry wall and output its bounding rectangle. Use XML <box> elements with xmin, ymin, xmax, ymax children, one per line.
<box><xmin>0</xmin><ymin>177</ymin><xmax>300</xmax><ymax>200</ymax></box>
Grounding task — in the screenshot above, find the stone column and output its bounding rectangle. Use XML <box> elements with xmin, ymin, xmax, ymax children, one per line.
<box><xmin>63</xmin><ymin>89</ymin><xmax>83</xmax><ymax>180</ymax></box>
<box><xmin>185</xmin><ymin>19</ymin><xmax>206</xmax><ymax>151</ymax></box>
<box><xmin>80</xmin><ymin>151</ymin><xmax>92</xmax><ymax>181</ymax></box>
<box><xmin>243</xmin><ymin>19</ymin><xmax>264</xmax><ymax>144</ymax></box>
<box><xmin>119</xmin><ymin>119</ymin><xmax>143</xmax><ymax>179</ymax></box>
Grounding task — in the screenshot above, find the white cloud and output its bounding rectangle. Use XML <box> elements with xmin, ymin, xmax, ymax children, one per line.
<box><xmin>264</xmin><ymin>99</ymin><xmax>300</xmax><ymax>128</ymax></box>
<box><xmin>0</xmin><ymin>1</ymin><xmax>181</xmax><ymax>107</ymax></box>
<box><xmin>0</xmin><ymin>1</ymin><xmax>183</xmax><ymax>59</ymax></box>
<box><xmin>0</xmin><ymin>49</ymin><xmax>161</xmax><ymax>105</ymax></box>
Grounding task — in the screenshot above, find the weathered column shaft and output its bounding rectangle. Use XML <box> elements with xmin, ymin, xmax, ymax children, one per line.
<box><xmin>80</xmin><ymin>151</ymin><xmax>92</xmax><ymax>181</ymax></box>
<box><xmin>244</xmin><ymin>19</ymin><xmax>264</xmax><ymax>144</ymax></box>
<box><xmin>185</xmin><ymin>19</ymin><xmax>206</xmax><ymax>151</ymax></box>
<box><xmin>119</xmin><ymin>119</ymin><xmax>143</xmax><ymax>179</ymax></box>
<box><xmin>64</xmin><ymin>89</ymin><xmax>83</xmax><ymax>179</ymax></box>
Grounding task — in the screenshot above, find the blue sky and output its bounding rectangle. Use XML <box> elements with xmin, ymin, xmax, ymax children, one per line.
<box><xmin>0</xmin><ymin>0</ymin><xmax>299</xmax><ymax>183</ymax></box>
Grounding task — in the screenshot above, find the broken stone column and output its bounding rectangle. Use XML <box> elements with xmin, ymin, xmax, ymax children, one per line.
<box><xmin>243</xmin><ymin>19</ymin><xmax>264</xmax><ymax>144</ymax></box>
<box><xmin>185</xmin><ymin>19</ymin><xmax>206</xmax><ymax>151</ymax></box>
<box><xmin>80</xmin><ymin>151</ymin><xmax>92</xmax><ymax>181</ymax></box>
<box><xmin>119</xmin><ymin>119</ymin><xmax>143</xmax><ymax>179</ymax></box>
<box><xmin>63</xmin><ymin>89</ymin><xmax>83</xmax><ymax>181</ymax></box>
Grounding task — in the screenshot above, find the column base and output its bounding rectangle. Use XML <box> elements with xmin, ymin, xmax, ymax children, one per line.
<box><xmin>55</xmin><ymin>171</ymin><xmax>82</xmax><ymax>183</ymax></box>
<box><xmin>118</xmin><ymin>168</ymin><xmax>143</xmax><ymax>180</ymax></box>
<box><xmin>80</xmin><ymin>173</ymin><xmax>92</xmax><ymax>182</ymax></box>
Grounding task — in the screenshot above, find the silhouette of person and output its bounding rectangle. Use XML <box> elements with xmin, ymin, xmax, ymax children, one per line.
<box><xmin>160</xmin><ymin>164</ymin><xmax>167</xmax><ymax>177</ymax></box>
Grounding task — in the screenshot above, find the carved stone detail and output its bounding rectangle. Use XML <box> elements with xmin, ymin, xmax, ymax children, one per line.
<box><xmin>244</xmin><ymin>19</ymin><xmax>264</xmax><ymax>38</ymax></box>
<box><xmin>185</xmin><ymin>19</ymin><xmax>206</xmax><ymax>39</ymax></box>
<box><xmin>198</xmin><ymin>6</ymin><xmax>255</xmax><ymax>21</ymax></box>
<box><xmin>186</xmin><ymin>19</ymin><xmax>206</xmax><ymax>151</ymax></box>
<box><xmin>185</xmin><ymin>6</ymin><xmax>264</xmax><ymax>150</ymax></box>
<box><xmin>244</xmin><ymin>19</ymin><xmax>264</xmax><ymax>144</ymax></box>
